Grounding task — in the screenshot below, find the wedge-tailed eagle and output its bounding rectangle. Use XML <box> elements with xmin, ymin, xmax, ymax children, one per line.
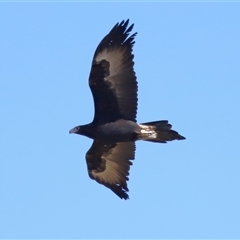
<box><xmin>69</xmin><ymin>20</ymin><xmax>185</xmax><ymax>199</ymax></box>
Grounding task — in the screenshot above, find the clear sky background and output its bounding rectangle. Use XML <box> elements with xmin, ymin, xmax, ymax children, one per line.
<box><xmin>1</xmin><ymin>2</ymin><xmax>240</xmax><ymax>239</ymax></box>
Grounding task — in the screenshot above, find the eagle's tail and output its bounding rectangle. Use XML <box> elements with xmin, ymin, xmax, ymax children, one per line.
<box><xmin>138</xmin><ymin>120</ymin><xmax>185</xmax><ymax>143</ymax></box>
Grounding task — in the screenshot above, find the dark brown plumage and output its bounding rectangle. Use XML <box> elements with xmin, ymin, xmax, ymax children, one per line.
<box><xmin>89</xmin><ymin>20</ymin><xmax>137</xmax><ymax>122</ymax></box>
<box><xmin>69</xmin><ymin>20</ymin><xmax>185</xmax><ymax>199</ymax></box>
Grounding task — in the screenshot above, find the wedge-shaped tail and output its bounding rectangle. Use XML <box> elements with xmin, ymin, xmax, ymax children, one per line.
<box><xmin>138</xmin><ymin>120</ymin><xmax>185</xmax><ymax>143</ymax></box>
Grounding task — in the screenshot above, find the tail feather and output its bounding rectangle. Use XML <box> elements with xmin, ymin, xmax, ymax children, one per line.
<box><xmin>138</xmin><ymin>120</ymin><xmax>185</xmax><ymax>143</ymax></box>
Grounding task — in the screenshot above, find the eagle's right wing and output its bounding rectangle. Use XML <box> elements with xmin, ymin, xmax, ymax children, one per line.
<box><xmin>85</xmin><ymin>140</ymin><xmax>135</xmax><ymax>199</ymax></box>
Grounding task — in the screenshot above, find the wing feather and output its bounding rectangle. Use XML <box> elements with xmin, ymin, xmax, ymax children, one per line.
<box><xmin>86</xmin><ymin>140</ymin><xmax>135</xmax><ymax>199</ymax></box>
<box><xmin>88</xmin><ymin>20</ymin><xmax>138</xmax><ymax>123</ymax></box>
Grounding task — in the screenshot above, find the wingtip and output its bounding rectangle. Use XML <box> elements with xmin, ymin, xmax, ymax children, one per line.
<box><xmin>178</xmin><ymin>134</ymin><xmax>186</xmax><ymax>140</ymax></box>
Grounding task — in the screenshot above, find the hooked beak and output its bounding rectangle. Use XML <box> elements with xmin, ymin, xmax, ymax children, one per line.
<box><xmin>69</xmin><ymin>127</ymin><xmax>78</xmax><ymax>134</ymax></box>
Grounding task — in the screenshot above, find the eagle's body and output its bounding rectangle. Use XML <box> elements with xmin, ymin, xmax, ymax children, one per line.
<box><xmin>70</xmin><ymin>20</ymin><xmax>185</xmax><ymax>199</ymax></box>
<box><xmin>73</xmin><ymin>120</ymin><xmax>139</xmax><ymax>141</ymax></box>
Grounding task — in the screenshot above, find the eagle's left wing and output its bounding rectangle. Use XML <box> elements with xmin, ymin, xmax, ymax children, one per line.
<box><xmin>88</xmin><ymin>20</ymin><xmax>138</xmax><ymax>123</ymax></box>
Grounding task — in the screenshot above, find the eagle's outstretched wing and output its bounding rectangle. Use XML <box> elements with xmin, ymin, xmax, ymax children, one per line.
<box><xmin>86</xmin><ymin>140</ymin><xmax>135</xmax><ymax>199</ymax></box>
<box><xmin>88</xmin><ymin>20</ymin><xmax>138</xmax><ymax>123</ymax></box>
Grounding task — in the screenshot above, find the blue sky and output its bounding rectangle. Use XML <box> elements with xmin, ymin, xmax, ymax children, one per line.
<box><xmin>1</xmin><ymin>2</ymin><xmax>240</xmax><ymax>239</ymax></box>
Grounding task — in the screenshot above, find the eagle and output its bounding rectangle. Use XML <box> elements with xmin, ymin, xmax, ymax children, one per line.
<box><xmin>69</xmin><ymin>20</ymin><xmax>185</xmax><ymax>199</ymax></box>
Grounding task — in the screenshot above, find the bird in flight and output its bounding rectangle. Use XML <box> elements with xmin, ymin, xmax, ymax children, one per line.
<box><xmin>69</xmin><ymin>19</ymin><xmax>185</xmax><ymax>200</ymax></box>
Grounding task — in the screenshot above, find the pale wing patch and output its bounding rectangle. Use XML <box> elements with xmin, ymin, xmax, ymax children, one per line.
<box><xmin>94</xmin><ymin>46</ymin><xmax>136</xmax><ymax>120</ymax></box>
<box><xmin>89</xmin><ymin>142</ymin><xmax>135</xmax><ymax>186</ymax></box>
<box><xmin>94</xmin><ymin>47</ymin><xmax>127</xmax><ymax>78</ymax></box>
